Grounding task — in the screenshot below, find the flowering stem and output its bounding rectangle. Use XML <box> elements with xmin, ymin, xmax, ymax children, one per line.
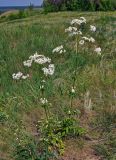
<box><xmin>68</xmin><ymin>96</ymin><xmax>73</xmax><ymax>118</ymax></box>
<box><xmin>73</xmin><ymin>71</ymin><xmax>76</xmax><ymax>87</ymax></box>
<box><xmin>75</xmin><ymin>36</ymin><xmax>79</xmax><ymax>71</ymax></box>
<box><xmin>76</xmin><ymin>37</ymin><xmax>78</xmax><ymax>55</ymax></box>
<box><xmin>70</xmin><ymin>96</ymin><xmax>73</xmax><ymax>108</ymax></box>
<box><xmin>45</xmin><ymin>143</ymin><xmax>49</xmax><ymax>160</ymax></box>
<box><xmin>44</xmin><ymin>106</ymin><xmax>48</xmax><ymax>120</ymax></box>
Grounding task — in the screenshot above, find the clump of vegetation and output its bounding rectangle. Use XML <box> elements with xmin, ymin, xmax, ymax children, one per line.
<box><xmin>43</xmin><ymin>0</ymin><xmax>116</xmax><ymax>12</ymax></box>
<box><xmin>36</xmin><ymin>79</ymin><xmax>84</xmax><ymax>157</ymax></box>
<box><xmin>0</xmin><ymin>6</ymin><xmax>42</xmax><ymax>22</ymax></box>
<box><xmin>0</xmin><ymin>111</ymin><xmax>8</xmax><ymax>123</ymax></box>
<box><xmin>7</xmin><ymin>10</ymin><xmax>26</xmax><ymax>21</ymax></box>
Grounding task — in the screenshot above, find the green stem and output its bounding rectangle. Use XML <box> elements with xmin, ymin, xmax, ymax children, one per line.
<box><xmin>44</xmin><ymin>106</ymin><xmax>48</xmax><ymax>120</ymax></box>
<box><xmin>76</xmin><ymin>37</ymin><xmax>78</xmax><ymax>55</ymax></box>
<box><xmin>75</xmin><ymin>36</ymin><xmax>78</xmax><ymax>70</ymax></box>
<box><xmin>70</xmin><ymin>96</ymin><xmax>73</xmax><ymax>108</ymax></box>
<box><xmin>45</xmin><ymin>146</ymin><xmax>47</xmax><ymax>160</ymax></box>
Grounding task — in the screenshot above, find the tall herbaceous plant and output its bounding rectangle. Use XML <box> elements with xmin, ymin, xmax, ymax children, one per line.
<box><xmin>12</xmin><ymin>17</ymin><xmax>102</xmax><ymax>159</ymax></box>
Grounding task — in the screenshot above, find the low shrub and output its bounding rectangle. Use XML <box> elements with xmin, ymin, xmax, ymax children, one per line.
<box><xmin>6</xmin><ymin>10</ymin><xmax>26</xmax><ymax>21</ymax></box>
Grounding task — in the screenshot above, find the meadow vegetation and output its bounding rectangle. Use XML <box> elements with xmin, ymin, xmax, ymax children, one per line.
<box><xmin>0</xmin><ymin>11</ymin><xmax>116</xmax><ymax>160</ymax></box>
<box><xmin>0</xmin><ymin>8</ymin><xmax>43</xmax><ymax>23</ymax></box>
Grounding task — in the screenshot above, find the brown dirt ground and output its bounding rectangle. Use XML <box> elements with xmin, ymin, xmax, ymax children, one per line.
<box><xmin>61</xmin><ymin>139</ymin><xmax>102</xmax><ymax>160</ymax></box>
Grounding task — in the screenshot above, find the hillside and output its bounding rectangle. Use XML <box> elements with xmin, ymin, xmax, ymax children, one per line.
<box><xmin>0</xmin><ymin>11</ymin><xmax>116</xmax><ymax>160</ymax></box>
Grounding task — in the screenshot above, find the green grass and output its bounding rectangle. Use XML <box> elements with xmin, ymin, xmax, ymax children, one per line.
<box><xmin>0</xmin><ymin>11</ymin><xmax>116</xmax><ymax>159</ymax></box>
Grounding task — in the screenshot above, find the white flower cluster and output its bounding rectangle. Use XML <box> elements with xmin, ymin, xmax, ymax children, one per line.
<box><xmin>79</xmin><ymin>36</ymin><xmax>95</xmax><ymax>46</ymax></box>
<box><xmin>82</xmin><ymin>36</ymin><xmax>95</xmax><ymax>43</ymax></box>
<box><xmin>24</xmin><ymin>52</ymin><xmax>51</xmax><ymax>66</ymax></box>
<box><xmin>94</xmin><ymin>47</ymin><xmax>102</xmax><ymax>55</ymax></box>
<box><xmin>65</xmin><ymin>17</ymin><xmax>86</xmax><ymax>37</ymax></box>
<box><xmin>23</xmin><ymin>59</ymin><xmax>32</xmax><ymax>67</ymax></box>
<box><xmin>22</xmin><ymin>74</ymin><xmax>29</xmax><ymax>79</ymax></box>
<box><xmin>40</xmin><ymin>80</ymin><xmax>46</xmax><ymax>90</ymax></box>
<box><xmin>12</xmin><ymin>72</ymin><xmax>29</xmax><ymax>80</ymax></box>
<box><xmin>65</xmin><ymin>17</ymin><xmax>101</xmax><ymax>55</ymax></box>
<box><xmin>12</xmin><ymin>51</ymin><xmax>55</xmax><ymax>80</ymax></box>
<box><xmin>40</xmin><ymin>98</ymin><xmax>48</xmax><ymax>105</ymax></box>
<box><xmin>90</xmin><ymin>25</ymin><xmax>96</xmax><ymax>32</ymax></box>
<box><xmin>79</xmin><ymin>37</ymin><xmax>95</xmax><ymax>46</ymax></box>
<box><xmin>71</xmin><ymin>87</ymin><xmax>75</xmax><ymax>93</ymax></box>
<box><xmin>41</xmin><ymin>79</ymin><xmax>46</xmax><ymax>83</ymax></box>
<box><xmin>42</xmin><ymin>64</ymin><xmax>55</xmax><ymax>76</ymax></box>
<box><xmin>52</xmin><ymin>45</ymin><xmax>66</xmax><ymax>54</ymax></box>
<box><xmin>71</xmin><ymin>17</ymin><xmax>86</xmax><ymax>25</ymax></box>
<box><xmin>79</xmin><ymin>40</ymin><xmax>85</xmax><ymax>45</ymax></box>
<box><xmin>29</xmin><ymin>52</ymin><xmax>41</xmax><ymax>60</ymax></box>
<box><xmin>80</xmin><ymin>37</ymin><xmax>101</xmax><ymax>54</ymax></box>
<box><xmin>34</xmin><ymin>55</ymin><xmax>51</xmax><ymax>64</ymax></box>
<box><xmin>40</xmin><ymin>85</ymin><xmax>44</xmax><ymax>89</ymax></box>
<box><xmin>65</xmin><ymin>26</ymin><xmax>77</xmax><ymax>32</ymax></box>
<box><xmin>23</xmin><ymin>52</ymin><xmax>54</xmax><ymax>76</ymax></box>
<box><xmin>65</xmin><ymin>26</ymin><xmax>82</xmax><ymax>36</ymax></box>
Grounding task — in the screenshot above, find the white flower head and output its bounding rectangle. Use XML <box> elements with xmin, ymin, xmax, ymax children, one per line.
<box><xmin>29</xmin><ymin>52</ymin><xmax>51</xmax><ymax>64</ymax></box>
<box><xmin>71</xmin><ymin>17</ymin><xmax>86</xmax><ymax>25</ymax></box>
<box><xmin>71</xmin><ymin>87</ymin><xmax>75</xmax><ymax>93</ymax></box>
<box><xmin>23</xmin><ymin>59</ymin><xmax>32</xmax><ymax>67</ymax></box>
<box><xmin>82</xmin><ymin>36</ymin><xmax>89</xmax><ymax>41</ymax></box>
<box><xmin>94</xmin><ymin>47</ymin><xmax>102</xmax><ymax>55</ymax></box>
<box><xmin>68</xmin><ymin>110</ymin><xmax>71</xmax><ymax>114</ymax></box>
<box><xmin>35</xmin><ymin>55</ymin><xmax>51</xmax><ymax>64</ymax></box>
<box><xmin>90</xmin><ymin>25</ymin><xmax>96</xmax><ymax>32</ymax></box>
<box><xmin>40</xmin><ymin>98</ymin><xmax>48</xmax><ymax>105</ymax></box>
<box><xmin>52</xmin><ymin>45</ymin><xmax>63</xmax><ymax>53</ymax></box>
<box><xmin>40</xmin><ymin>85</ymin><xmax>44</xmax><ymax>89</ymax></box>
<box><xmin>78</xmin><ymin>31</ymin><xmax>82</xmax><ymax>35</ymax></box>
<box><xmin>79</xmin><ymin>40</ymin><xmax>85</xmax><ymax>45</ymax></box>
<box><xmin>42</xmin><ymin>64</ymin><xmax>55</xmax><ymax>76</ymax></box>
<box><xmin>71</xmin><ymin>19</ymin><xmax>81</xmax><ymax>25</ymax></box>
<box><xmin>72</xmin><ymin>31</ymin><xmax>82</xmax><ymax>36</ymax></box>
<box><xmin>12</xmin><ymin>72</ymin><xmax>29</xmax><ymax>80</ymax></box>
<box><xmin>80</xmin><ymin>17</ymin><xmax>86</xmax><ymax>23</ymax></box>
<box><xmin>65</xmin><ymin>25</ymin><xmax>82</xmax><ymax>37</ymax></box>
<box><xmin>89</xmin><ymin>37</ymin><xmax>95</xmax><ymax>43</ymax></box>
<box><xmin>59</xmin><ymin>50</ymin><xmax>63</xmax><ymax>54</ymax></box>
<box><xmin>12</xmin><ymin>72</ymin><xmax>23</xmax><ymax>80</ymax></box>
<box><xmin>41</xmin><ymin>80</ymin><xmax>46</xmax><ymax>83</ymax></box>
<box><xmin>22</xmin><ymin>74</ymin><xmax>29</xmax><ymax>79</ymax></box>
<box><xmin>65</xmin><ymin>26</ymin><xmax>77</xmax><ymax>32</ymax></box>
<box><xmin>29</xmin><ymin>52</ymin><xmax>39</xmax><ymax>60</ymax></box>
<box><xmin>82</xmin><ymin>36</ymin><xmax>95</xmax><ymax>43</ymax></box>
<box><xmin>52</xmin><ymin>45</ymin><xmax>66</xmax><ymax>54</ymax></box>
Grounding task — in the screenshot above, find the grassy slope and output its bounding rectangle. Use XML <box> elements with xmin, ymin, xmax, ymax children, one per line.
<box><xmin>0</xmin><ymin>11</ymin><xmax>116</xmax><ymax>159</ymax></box>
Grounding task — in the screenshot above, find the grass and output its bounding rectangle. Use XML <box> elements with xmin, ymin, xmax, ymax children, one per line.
<box><xmin>0</xmin><ymin>11</ymin><xmax>116</xmax><ymax>159</ymax></box>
